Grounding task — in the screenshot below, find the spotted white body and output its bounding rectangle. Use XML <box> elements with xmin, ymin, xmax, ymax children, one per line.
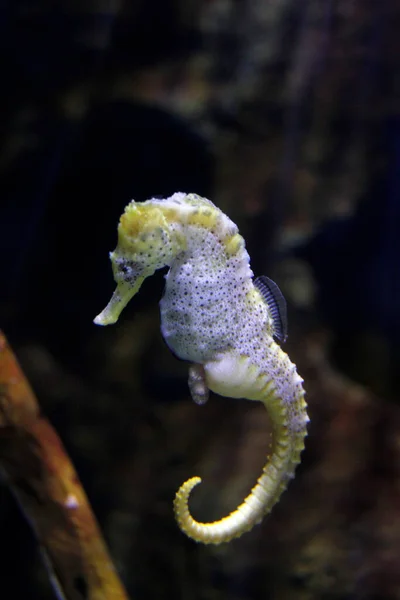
<box><xmin>94</xmin><ymin>192</ymin><xmax>308</xmax><ymax>544</ymax></box>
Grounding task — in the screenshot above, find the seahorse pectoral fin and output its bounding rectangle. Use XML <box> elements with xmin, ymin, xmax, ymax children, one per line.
<box><xmin>94</xmin><ymin>277</ymin><xmax>145</xmax><ymax>325</ymax></box>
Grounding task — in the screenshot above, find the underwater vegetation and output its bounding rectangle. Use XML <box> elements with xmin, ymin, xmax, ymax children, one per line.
<box><xmin>0</xmin><ymin>332</ymin><xmax>129</xmax><ymax>599</ymax></box>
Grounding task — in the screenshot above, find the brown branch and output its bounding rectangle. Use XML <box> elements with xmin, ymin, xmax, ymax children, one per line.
<box><xmin>0</xmin><ymin>331</ymin><xmax>130</xmax><ymax>600</ymax></box>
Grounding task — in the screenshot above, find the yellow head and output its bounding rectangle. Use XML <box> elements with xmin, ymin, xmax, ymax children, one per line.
<box><xmin>94</xmin><ymin>200</ymin><xmax>181</xmax><ymax>325</ymax></box>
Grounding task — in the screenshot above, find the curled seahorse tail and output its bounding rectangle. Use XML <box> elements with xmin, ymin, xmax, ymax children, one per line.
<box><xmin>173</xmin><ymin>348</ymin><xmax>308</xmax><ymax>544</ymax></box>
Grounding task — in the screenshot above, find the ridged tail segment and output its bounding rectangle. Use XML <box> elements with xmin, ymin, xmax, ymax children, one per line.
<box><xmin>173</xmin><ymin>346</ymin><xmax>308</xmax><ymax>544</ymax></box>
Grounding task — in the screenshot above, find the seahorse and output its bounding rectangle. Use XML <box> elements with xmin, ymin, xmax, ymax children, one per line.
<box><xmin>94</xmin><ymin>192</ymin><xmax>308</xmax><ymax>544</ymax></box>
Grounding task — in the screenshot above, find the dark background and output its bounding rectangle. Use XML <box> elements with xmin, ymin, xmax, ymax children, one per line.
<box><xmin>1</xmin><ymin>1</ymin><xmax>399</xmax><ymax>598</ymax></box>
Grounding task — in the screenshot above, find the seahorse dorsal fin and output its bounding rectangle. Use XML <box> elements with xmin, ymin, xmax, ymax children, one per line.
<box><xmin>254</xmin><ymin>276</ymin><xmax>288</xmax><ymax>342</ymax></box>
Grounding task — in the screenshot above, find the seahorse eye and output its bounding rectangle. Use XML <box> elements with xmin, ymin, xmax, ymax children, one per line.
<box><xmin>111</xmin><ymin>253</ymin><xmax>142</xmax><ymax>284</ymax></box>
<box><xmin>119</xmin><ymin>261</ymin><xmax>138</xmax><ymax>283</ymax></box>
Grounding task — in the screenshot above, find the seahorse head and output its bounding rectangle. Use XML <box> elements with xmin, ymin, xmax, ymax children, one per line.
<box><xmin>94</xmin><ymin>199</ymin><xmax>182</xmax><ymax>325</ymax></box>
<box><xmin>116</xmin><ymin>201</ymin><xmax>180</xmax><ymax>270</ymax></box>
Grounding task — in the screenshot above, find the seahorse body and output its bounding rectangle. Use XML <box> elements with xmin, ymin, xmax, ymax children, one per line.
<box><xmin>94</xmin><ymin>192</ymin><xmax>308</xmax><ymax>544</ymax></box>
